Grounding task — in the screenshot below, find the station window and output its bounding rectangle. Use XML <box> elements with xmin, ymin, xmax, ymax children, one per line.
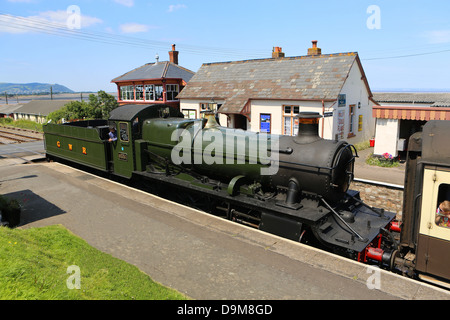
<box><xmin>283</xmin><ymin>105</ymin><xmax>300</xmax><ymax>136</ymax></box>
<box><xmin>182</xmin><ymin>109</ymin><xmax>197</xmax><ymax>119</ymax></box>
<box><xmin>348</xmin><ymin>104</ymin><xmax>355</xmax><ymax>137</ymax></box>
<box><xmin>436</xmin><ymin>183</ymin><xmax>450</xmax><ymax>229</ymax></box>
<box><xmin>200</xmin><ymin>103</ymin><xmax>217</xmax><ymax>112</ymax></box>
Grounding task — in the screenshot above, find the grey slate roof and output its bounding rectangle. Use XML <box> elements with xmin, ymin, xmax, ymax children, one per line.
<box><xmin>0</xmin><ymin>104</ymin><xmax>24</xmax><ymax>115</ymax></box>
<box><xmin>111</xmin><ymin>61</ymin><xmax>195</xmax><ymax>83</ymax></box>
<box><xmin>13</xmin><ymin>100</ymin><xmax>72</xmax><ymax>116</ymax></box>
<box><xmin>373</xmin><ymin>92</ymin><xmax>450</xmax><ymax>107</ymax></box>
<box><xmin>177</xmin><ymin>52</ymin><xmax>366</xmax><ymax>114</ymax></box>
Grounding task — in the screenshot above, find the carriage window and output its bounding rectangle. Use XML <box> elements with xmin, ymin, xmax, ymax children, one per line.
<box><xmin>119</xmin><ymin>123</ymin><xmax>129</xmax><ymax>142</ymax></box>
<box><xmin>435</xmin><ymin>184</ymin><xmax>450</xmax><ymax>229</ymax></box>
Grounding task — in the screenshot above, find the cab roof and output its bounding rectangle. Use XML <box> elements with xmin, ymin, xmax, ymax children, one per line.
<box><xmin>108</xmin><ymin>104</ymin><xmax>183</xmax><ymax>121</ymax></box>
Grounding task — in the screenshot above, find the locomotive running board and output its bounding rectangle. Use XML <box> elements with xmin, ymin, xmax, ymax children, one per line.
<box><xmin>132</xmin><ymin>170</ymin><xmax>396</xmax><ymax>252</ymax></box>
<box><xmin>133</xmin><ymin>170</ymin><xmax>326</xmax><ymax>225</ymax></box>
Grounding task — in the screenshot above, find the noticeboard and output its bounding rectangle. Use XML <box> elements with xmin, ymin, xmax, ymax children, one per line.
<box><xmin>260</xmin><ymin>114</ymin><xmax>271</xmax><ymax>133</ymax></box>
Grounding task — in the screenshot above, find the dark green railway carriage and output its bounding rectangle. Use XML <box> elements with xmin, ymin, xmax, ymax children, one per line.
<box><xmin>44</xmin><ymin>104</ymin><xmax>183</xmax><ymax>178</ymax></box>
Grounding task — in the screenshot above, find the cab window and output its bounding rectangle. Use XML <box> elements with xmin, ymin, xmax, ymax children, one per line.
<box><xmin>119</xmin><ymin>122</ymin><xmax>129</xmax><ymax>142</ymax></box>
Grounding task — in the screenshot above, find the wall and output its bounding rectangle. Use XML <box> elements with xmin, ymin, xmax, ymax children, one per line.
<box><xmin>14</xmin><ymin>113</ymin><xmax>46</xmax><ymax>124</ymax></box>
<box><xmin>249</xmin><ymin>100</ymin><xmax>334</xmax><ymax>137</ymax></box>
<box><xmin>373</xmin><ymin>118</ymin><xmax>400</xmax><ymax>157</ymax></box>
<box><xmin>351</xmin><ymin>181</ymin><xmax>403</xmax><ymax>220</ymax></box>
<box><xmin>338</xmin><ymin>61</ymin><xmax>375</xmax><ymax>144</ymax></box>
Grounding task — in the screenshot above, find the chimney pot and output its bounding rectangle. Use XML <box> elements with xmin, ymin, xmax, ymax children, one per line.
<box><xmin>307</xmin><ymin>40</ymin><xmax>321</xmax><ymax>56</ymax></box>
<box><xmin>272</xmin><ymin>46</ymin><xmax>285</xmax><ymax>59</ymax></box>
<box><xmin>169</xmin><ymin>44</ymin><xmax>179</xmax><ymax>64</ymax></box>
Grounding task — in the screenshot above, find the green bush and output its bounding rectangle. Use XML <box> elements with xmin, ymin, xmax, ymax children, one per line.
<box><xmin>0</xmin><ymin>195</ymin><xmax>21</xmax><ymax>228</ymax></box>
<box><xmin>0</xmin><ymin>117</ymin><xmax>13</xmax><ymax>125</ymax></box>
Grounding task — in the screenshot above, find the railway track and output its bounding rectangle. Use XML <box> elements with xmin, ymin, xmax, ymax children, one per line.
<box><xmin>0</xmin><ymin>126</ymin><xmax>43</xmax><ymax>145</ymax></box>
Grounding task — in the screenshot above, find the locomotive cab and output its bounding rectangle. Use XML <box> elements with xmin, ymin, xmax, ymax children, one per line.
<box><xmin>108</xmin><ymin>104</ymin><xmax>184</xmax><ymax>178</ymax></box>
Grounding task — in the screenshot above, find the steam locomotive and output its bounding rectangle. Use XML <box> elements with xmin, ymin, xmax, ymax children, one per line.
<box><xmin>43</xmin><ymin>104</ymin><xmax>450</xmax><ymax>288</ymax></box>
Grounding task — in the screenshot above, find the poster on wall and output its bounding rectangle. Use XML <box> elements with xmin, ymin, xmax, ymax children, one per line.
<box><xmin>358</xmin><ymin>115</ymin><xmax>363</xmax><ymax>131</ymax></box>
<box><xmin>337</xmin><ymin>110</ymin><xmax>345</xmax><ymax>140</ymax></box>
<box><xmin>260</xmin><ymin>114</ymin><xmax>271</xmax><ymax>133</ymax></box>
<box><xmin>338</xmin><ymin>94</ymin><xmax>346</xmax><ymax>108</ymax></box>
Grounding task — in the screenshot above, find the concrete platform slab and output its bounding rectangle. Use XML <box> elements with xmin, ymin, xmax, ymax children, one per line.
<box><xmin>0</xmin><ymin>162</ymin><xmax>448</xmax><ymax>300</ymax></box>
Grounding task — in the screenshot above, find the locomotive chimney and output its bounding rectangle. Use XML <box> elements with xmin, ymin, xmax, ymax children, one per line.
<box><xmin>293</xmin><ymin>112</ymin><xmax>322</xmax><ymax>144</ymax></box>
<box><xmin>202</xmin><ymin>110</ymin><xmax>220</xmax><ymax>129</ymax></box>
<box><xmin>169</xmin><ymin>44</ymin><xmax>179</xmax><ymax>64</ymax></box>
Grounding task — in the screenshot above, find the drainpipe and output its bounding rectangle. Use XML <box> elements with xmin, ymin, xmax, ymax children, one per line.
<box><xmin>322</xmin><ymin>100</ymin><xmax>325</xmax><ymax>138</ymax></box>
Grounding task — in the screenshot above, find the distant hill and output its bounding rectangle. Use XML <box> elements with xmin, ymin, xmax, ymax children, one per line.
<box><xmin>0</xmin><ymin>83</ymin><xmax>75</xmax><ymax>95</ymax></box>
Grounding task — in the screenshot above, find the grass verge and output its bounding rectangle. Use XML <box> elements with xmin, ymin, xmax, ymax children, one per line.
<box><xmin>0</xmin><ymin>224</ymin><xmax>188</xmax><ymax>300</ymax></box>
<box><xmin>0</xmin><ymin>118</ymin><xmax>43</xmax><ymax>132</ymax></box>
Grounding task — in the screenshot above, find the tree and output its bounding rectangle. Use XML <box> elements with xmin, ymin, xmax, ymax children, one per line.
<box><xmin>88</xmin><ymin>90</ymin><xmax>119</xmax><ymax>119</ymax></box>
<box><xmin>47</xmin><ymin>91</ymin><xmax>119</xmax><ymax>123</ymax></box>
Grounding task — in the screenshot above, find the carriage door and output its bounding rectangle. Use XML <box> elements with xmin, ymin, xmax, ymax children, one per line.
<box><xmin>111</xmin><ymin>121</ymin><xmax>135</xmax><ymax>178</ymax></box>
<box><xmin>417</xmin><ymin>167</ymin><xmax>450</xmax><ymax>279</ymax></box>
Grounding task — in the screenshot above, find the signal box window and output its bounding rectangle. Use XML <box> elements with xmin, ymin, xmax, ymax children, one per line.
<box><xmin>166</xmin><ymin>84</ymin><xmax>179</xmax><ymax>101</ymax></box>
<box><xmin>135</xmin><ymin>85</ymin><xmax>144</xmax><ymax>101</ymax></box>
<box><xmin>120</xmin><ymin>85</ymin><xmax>134</xmax><ymax>101</ymax></box>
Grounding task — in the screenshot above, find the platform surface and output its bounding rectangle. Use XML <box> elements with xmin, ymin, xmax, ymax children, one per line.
<box><xmin>0</xmin><ymin>161</ymin><xmax>449</xmax><ymax>300</ymax></box>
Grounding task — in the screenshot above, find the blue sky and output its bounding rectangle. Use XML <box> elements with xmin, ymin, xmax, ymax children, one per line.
<box><xmin>1</xmin><ymin>0</ymin><xmax>450</xmax><ymax>93</ymax></box>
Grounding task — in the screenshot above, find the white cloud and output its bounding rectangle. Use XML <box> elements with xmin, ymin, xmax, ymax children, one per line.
<box><xmin>119</xmin><ymin>23</ymin><xmax>155</xmax><ymax>34</ymax></box>
<box><xmin>425</xmin><ymin>30</ymin><xmax>450</xmax><ymax>44</ymax></box>
<box><xmin>114</xmin><ymin>0</ymin><xmax>134</xmax><ymax>7</ymax></box>
<box><xmin>168</xmin><ymin>4</ymin><xmax>187</xmax><ymax>13</ymax></box>
<box><xmin>0</xmin><ymin>11</ymin><xmax>102</xmax><ymax>34</ymax></box>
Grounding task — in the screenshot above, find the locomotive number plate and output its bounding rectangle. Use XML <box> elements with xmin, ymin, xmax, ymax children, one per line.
<box><xmin>118</xmin><ymin>152</ymin><xmax>128</xmax><ymax>161</ymax></box>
